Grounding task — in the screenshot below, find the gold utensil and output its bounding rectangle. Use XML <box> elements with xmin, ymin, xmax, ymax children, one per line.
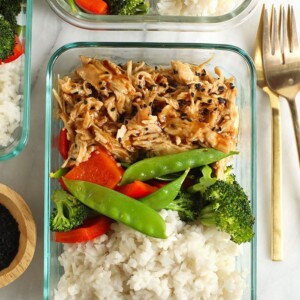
<box><xmin>263</xmin><ymin>4</ymin><xmax>300</xmax><ymax>166</ymax></box>
<box><xmin>254</xmin><ymin>4</ymin><xmax>282</xmax><ymax>261</ymax></box>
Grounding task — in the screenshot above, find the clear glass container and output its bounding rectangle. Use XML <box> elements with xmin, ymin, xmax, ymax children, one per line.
<box><xmin>44</xmin><ymin>42</ymin><xmax>257</xmax><ymax>300</ymax></box>
<box><xmin>0</xmin><ymin>0</ymin><xmax>32</xmax><ymax>161</ymax></box>
<box><xmin>46</xmin><ymin>0</ymin><xmax>258</xmax><ymax>31</ymax></box>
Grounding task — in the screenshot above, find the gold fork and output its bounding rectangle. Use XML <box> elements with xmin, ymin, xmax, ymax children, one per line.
<box><xmin>263</xmin><ymin>5</ymin><xmax>300</xmax><ymax>166</ymax></box>
<box><xmin>254</xmin><ymin>4</ymin><xmax>282</xmax><ymax>261</ymax></box>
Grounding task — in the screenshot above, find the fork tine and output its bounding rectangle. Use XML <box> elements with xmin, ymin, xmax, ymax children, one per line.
<box><xmin>263</xmin><ymin>6</ymin><xmax>272</xmax><ymax>58</ymax></box>
<box><xmin>288</xmin><ymin>5</ymin><xmax>299</xmax><ymax>53</ymax></box>
<box><xmin>271</xmin><ymin>5</ymin><xmax>281</xmax><ymax>56</ymax></box>
<box><xmin>280</xmin><ymin>6</ymin><xmax>289</xmax><ymax>63</ymax></box>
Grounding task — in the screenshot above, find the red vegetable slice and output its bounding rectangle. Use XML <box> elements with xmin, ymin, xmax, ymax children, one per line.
<box><xmin>53</xmin><ymin>216</ymin><xmax>112</xmax><ymax>243</ymax></box>
<box><xmin>75</xmin><ymin>0</ymin><xmax>109</xmax><ymax>14</ymax></box>
<box><xmin>0</xmin><ymin>35</ymin><xmax>23</xmax><ymax>64</ymax></box>
<box><xmin>58</xmin><ymin>128</ymin><xmax>69</xmax><ymax>160</ymax></box>
<box><xmin>64</xmin><ymin>146</ymin><xmax>124</xmax><ymax>189</ymax></box>
<box><xmin>115</xmin><ymin>180</ymin><xmax>158</xmax><ymax>199</ymax></box>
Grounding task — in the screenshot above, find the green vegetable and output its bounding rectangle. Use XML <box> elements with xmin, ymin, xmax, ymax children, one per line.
<box><xmin>119</xmin><ymin>148</ymin><xmax>237</xmax><ymax>185</ymax></box>
<box><xmin>0</xmin><ymin>10</ymin><xmax>17</xmax><ymax>33</ymax></box>
<box><xmin>50</xmin><ymin>190</ymin><xmax>90</xmax><ymax>232</ymax></box>
<box><xmin>188</xmin><ymin>165</ymin><xmax>217</xmax><ymax>194</ymax></box>
<box><xmin>49</xmin><ymin>168</ymin><xmax>70</xmax><ymax>179</ymax></box>
<box><xmin>165</xmin><ymin>190</ymin><xmax>201</xmax><ymax>222</ymax></box>
<box><xmin>199</xmin><ymin>180</ymin><xmax>255</xmax><ymax>244</ymax></box>
<box><xmin>67</xmin><ymin>0</ymin><xmax>78</xmax><ymax>13</ymax></box>
<box><xmin>106</xmin><ymin>0</ymin><xmax>149</xmax><ymax>15</ymax></box>
<box><xmin>0</xmin><ymin>16</ymin><xmax>15</xmax><ymax>61</ymax></box>
<box><xmin>63</xmin><ymin>178</ymin><xmax>167</xmax><ymax>239</ymax></box>
<box><xmin>141</xmin><ymin>169</ymin><xmax>189</xmax><ymax>211</ymax></box>
<box><xmin>0</xmin><ymin>0</ymin><xmax>22</xmax><ymax>16</ymax></box>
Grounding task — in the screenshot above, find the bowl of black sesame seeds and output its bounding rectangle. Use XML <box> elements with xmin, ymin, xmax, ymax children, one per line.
<box><xmin>0</xmin><ymin>184</ymin><xmax>36</xmax><ymax>288</ymax></box>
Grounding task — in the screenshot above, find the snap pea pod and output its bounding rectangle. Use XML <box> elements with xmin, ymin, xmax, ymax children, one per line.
<box><xmin>141</xmin><ymin>169</ymin><xmax>189</xmax><ymax>211</ymax></box>
<box><xmin>63</xmin><ymin>178</ymin><xmax>167</xmax><ymax>239</ymax></box>
<box><xmin>119</xmin><ymin>148</ymin><xmax>237</xmax><ymax>185</ymax></box>
<box><xmin>49</xmin><ymin>168</ymin><xmax>69</xmax><ymax>179</ymax></box>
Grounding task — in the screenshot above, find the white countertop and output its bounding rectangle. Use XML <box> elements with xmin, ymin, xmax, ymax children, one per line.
<box><xmin>1</xmin><ymin>0</ymin><xmax>300</xmax><ymax>299</ymax></box>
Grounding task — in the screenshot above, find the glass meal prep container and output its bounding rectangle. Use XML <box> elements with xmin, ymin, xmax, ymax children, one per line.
<box><xmin>0</xmin><ymin>0</ymin><xmax>32</xmax><ymax>161</ymax></box>
<box><xmin>46</xmin><ymin>0</ymin><xmax>258</xmax><ymax>31</ymax></box>
<box><xmin>44</xmin><ymin>42</ymin><xmax>257</xmax><ymax>300</ymax></box>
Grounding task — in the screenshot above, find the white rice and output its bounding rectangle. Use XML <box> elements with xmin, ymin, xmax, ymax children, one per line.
<box><xmin>157</xmin><ymin>0</ymin><xmax>244</xmax><ymax>16</ymax></box>
<box><xmin>55</xmin><ymin>210</ymin><xmax>245</xmax><ymax>300</ymax></box>
<box><xmin>0</xmin><ymin>57</ymin><xmax>22</xmax><ymax>147</ymax></box>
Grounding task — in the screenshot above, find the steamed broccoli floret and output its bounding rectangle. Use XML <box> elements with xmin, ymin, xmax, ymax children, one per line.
<box><xmin>0</xmin><ymin>0</ymin><xmax>22</xmax><ymax>16</ymax></box>
<box><xmin>222</xmin><ymin>165</ymin><xmax>236</xmax><ymax>184</ymax></box>
<box><xmin>106</xmin><ymin>0</ymin><xmax>149</xmax><ymax>15</ymax></box>
<box><xmin>0</xmin><ymin>10</ymin><xmax>18</xmax><ymax>34</ymax></box>
<box><xmin>0</xmin><ymin>16</ymin><xmax>15</xmax><ymax>60</ymax></box>
<box><xmin>50</xmin><ymin>190</ymin><xmax>90</xmax><ymax>232</ymax></box>
<box><xmin>188</xmin><ymin>165</ymin><xmax>217</xmax><ymax>194</ymax></box>
<box><xmin>199</xmin><ymin>180</ymin><xmax>255</xmax><ymax>244</ymax></box>
<box><xmin>166</xmin><ymin>191</ymin><xmax>201</xmax><ymax>222</ymax></box>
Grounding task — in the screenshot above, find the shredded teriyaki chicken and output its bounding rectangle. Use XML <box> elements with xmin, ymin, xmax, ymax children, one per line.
<box><xmin>54</xmin><ymin>56</ymin><xmax>239</xmax><ymax>177</ymax></box>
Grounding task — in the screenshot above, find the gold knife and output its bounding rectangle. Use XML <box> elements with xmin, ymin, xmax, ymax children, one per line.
<box><xmin>254</xmin><ymin>4</ymin><xmax>282</xmax><ymax>261</ymax></box>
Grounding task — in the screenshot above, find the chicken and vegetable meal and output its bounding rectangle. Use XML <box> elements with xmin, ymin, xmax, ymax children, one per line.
<box><xmin>49</xmin><ymin>56</ymin><xmax>255</xmax><ymax>299</ymax></box>
<box><xmin>0</xmin><ymin>0</ymin><xmax>24</xmax><ymax>148</ymax></box>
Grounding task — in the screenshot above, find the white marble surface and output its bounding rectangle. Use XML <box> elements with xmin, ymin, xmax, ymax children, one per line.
<box><xmin>0</xmin><ymin>0</ymin><xmax>300</xmax><ymax>299</ymax></box>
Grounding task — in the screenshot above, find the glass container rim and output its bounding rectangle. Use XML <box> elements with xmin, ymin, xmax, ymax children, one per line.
<box><xmin>46</xmin><ymin>0</ymin><xmax>259</xmax><ymax>31</ymax></box>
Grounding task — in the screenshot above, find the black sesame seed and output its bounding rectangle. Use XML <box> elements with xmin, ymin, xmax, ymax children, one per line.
<box><xmin>110</xmin><ymin>107</ymin><xmax>116</xmax><ymax>112</ymax></box>
<box><xmin>218</xmin><ymin>97</ymin><xmax>227</xmax><ymax>104</ymax></box>
<box><xmin>208</xmin><ymin>99</ymin><xmax>212</xmax><ymax>103</ymax></box>
<box><xmin>195</xmin><ymin>83</ymin><xmax>201</xmax><ymax>91</ymax></box>
<box><xmin>191</xmin><ymin>92</ymin><xmax>195</xmax><ymax>97</ymax></box>
<box><xmin>100</xmin><ymin>87</ymin><xmax>106</xmax><ymax>90</ymax></box>
<box><xmin>218</xmin><ymin>86</ymin><xmax>225</xmax><ymax>92</ymax></box>
<box><xmin>84</xmin><ymin>100</ymin><xmax>88</xmax><ymax>104</ymax></box>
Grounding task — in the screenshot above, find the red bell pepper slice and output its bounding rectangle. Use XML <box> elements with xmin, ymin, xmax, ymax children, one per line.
<box><xmin>74</xmin><ymin>0</ymin><xmax>109</xmax><ymax>14</ymax></box>
<box><xmin>0</xmin><ymin>35</ymin><xmax>24</xmax><ymax>64</ymax></box>
<box><xmin>64</xmin><ymin>146</ymin><xmax>124</xmax><ymax>189</ymax></box>
<box><xmin>115</xmin><ymin>180</ymin><xmax>158</xmax><ymax>199</ymax></box>
<box><xmin>53</xmin><ymin>216</ymin><xmax>112</xmax><ymax>243</ymax></box>
<box><xmin>58</xmin><ymin>128</ymin><xmax>69</xmax><ymax>160</ymax></box>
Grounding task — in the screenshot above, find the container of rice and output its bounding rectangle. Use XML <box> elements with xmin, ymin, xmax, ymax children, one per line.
<box><xmin>44</xmin><ymin>42</ymin><xmax>256</xmax><ymax>300</ymax></box>
<box><xmin>46</xmin><ymin>0</ymin><xmax>259</xmax><ymax>31</ymax></box>
<box><xmin>0</xmin><ymin>0</ymin><xmax>32</xmax><ymax>161</ymax></box>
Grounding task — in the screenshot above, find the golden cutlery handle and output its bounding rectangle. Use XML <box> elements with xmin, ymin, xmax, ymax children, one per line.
<box><xmin>263</xmin><ymin>86</ymin><xmax>282</xmax><ymax>261</ymax></box>
<box><xmin>287</xmin><ymin>100</ymin><xmax>300</xmax><ymax>168</ymax></box>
